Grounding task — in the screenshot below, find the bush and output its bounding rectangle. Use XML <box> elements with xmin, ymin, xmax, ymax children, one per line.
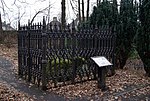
<box><xmin>46</xmin><ymin>57</ymin><xmax>86</xmax><ymax>81</ymax></box>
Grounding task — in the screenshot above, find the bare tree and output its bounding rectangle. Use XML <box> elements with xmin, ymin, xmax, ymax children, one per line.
<box><xmin>78</xmin><ymin>0</ymin><xmax>81</xmax><ymax>23</ymax></box>
<box><xmin>30</xmin><ymin>6</ymin><xmax>52</xmax><ymax>25</ymax></box>
<box><xmin>0</xmin><ymin>0</ymin><xmax>54</xmax><ymax>29</ymax></box>
<box><xmin>0</xmin><ymin>13</ymin><xmax>2</xmax><ymax>34</ymax></box>
<box><xmin>0</xmin><ymin>13</ymin><xmax>2</xmax><ymax>28</ymax></box>
<box><xmin>0</xmin><ymin>0</ymin><xmax>28</xmax><ymax>29</ymax></box>
<box><xmin>82</xmin><ymin>0</ymin><xmax>85</xmax><ymax>22</ymax></box>
<box><xmin>47</xmin><ymin>0</ymin><xmax>51</xmax><ymax>23</ymax></box>
<box><xmin>61</xmin><ymin>0</ymin><xmax>66</xmax><ymax>29</ymax></box>
<box><xmin>86</xmin><ymin>0</ymin><xmax>90</xmax><ymax>21</ymax></box>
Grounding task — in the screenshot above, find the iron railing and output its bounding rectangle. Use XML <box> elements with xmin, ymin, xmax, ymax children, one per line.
<box><xmin>18</xmin><ymin>17</ymin><xmax>116</xmax><ymax>90</ymax></box>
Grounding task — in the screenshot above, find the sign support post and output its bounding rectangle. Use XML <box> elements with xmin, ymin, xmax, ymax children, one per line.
<box><xmin>97</xmin><ymin>67</ymin><xmax>108</xmax><ymax>91</ymax></box>
<box><xmin>91</xmin><ymin>56</ymin><xmax>112</xmax><ymax>91</ymax></box>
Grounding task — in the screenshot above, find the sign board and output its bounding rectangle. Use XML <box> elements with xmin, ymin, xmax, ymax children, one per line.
<box><xmin>91</xmin><ymin>56</ymin><xmax>112</xmax><ymax>67</ymax></box>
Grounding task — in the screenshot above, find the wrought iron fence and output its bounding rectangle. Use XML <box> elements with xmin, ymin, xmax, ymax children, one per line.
<box><xmin>18</xmin><ymin>17</ymin><xmax>116</xmax><ymax>90</ymax></box>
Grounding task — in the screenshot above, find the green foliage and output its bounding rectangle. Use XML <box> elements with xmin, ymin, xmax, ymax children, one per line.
<box><xmin>80</xmin><ymin>0</ymin><xmax>143</xmax><ymax>71</ymax></box>
<box><xmin>86</xmin><ymin>0</ymin><xmax>118</xmax><ymax>76</ymax></box>
<box><xmin>46</xmin><ymin>57</ymin><xmax>86</xmax><ymax>77</ymax></box>
<box><xmin>128</xmin><ymin>46</ymin><xmax>139</xmax><ymax>59</ymax></box>
<box><xmin>136</xmin><ymin>0</ymin><xmax>150</xmax><ymax>76</ymax></box>
<box><xmin>46</xmin><ymin>58</ymin><xmax>71</xmax><ymax>78</ymax></box>
<box><xmin>88</xmin><ymin>0</ymin><xmax>139</xmax><ymax>69</ymax></box>
<box><xmin>89</xmin><ymin>0</ymin><xmax>115</xmax><ymax>27</ymax></box>
<box><xmin>116</xmin><ymin>0</ymin><xmax>138</xmax><ymax>68</ymax></box>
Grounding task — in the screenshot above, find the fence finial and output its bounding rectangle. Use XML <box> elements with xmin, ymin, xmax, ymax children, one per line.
<box><xmin>18</xmin><ymin>21</ymin><xmax>20</xmax><ymax>30</ymax></box>
<box><xmin>43</xmin><ymin>16</ymin><xmax>46</xmax><ymax>31</ymax></box>
<box><xmin>72</xmin><ymin>20</ymin><xmax>75</xmax><ymax>30</ymax></box>
<box><xmin>27</xmin><ymin>19</ymin><xmax>30</xmax><ymax>30</ymax></box>
<box><xmin>54</xmin><ymin>23</ymin><xmax>57</xmax><ymax>32</ymax></box>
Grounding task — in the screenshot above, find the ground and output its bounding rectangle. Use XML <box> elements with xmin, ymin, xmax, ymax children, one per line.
<box><xmin>0</xmin><ymin>44</ymin><xmax>34</xmax><ymax>100</ymax></box>
<box><xmin>0</xmin><ymin>43</ymin><xmax>150</xmax><ymax>101</ymax></box>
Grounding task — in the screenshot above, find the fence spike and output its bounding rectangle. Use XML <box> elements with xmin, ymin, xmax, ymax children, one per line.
<box><xmin>39</xmin><ymin>22</ymin><xmax>42</xmax><ymax>30</ymax></box>
<box><xmin>37</xmin><ymin>22</ymin><xmax>40</xmax><ymax>30</ymax></box>
<box><xmin>43</xmin><ymin>16</ymin><xmax>46</xmax><ymax>31</ymax></box>
<box><xmin>32</xmin><ymin>23</ymin><xmax>34</xmax><ymax>29</ymax></box>
<box><xmin>58</xmin><ymin>23</ymin><xmax>61</xmax><ymax>32</ymax></box>
<box><xmin>66</xmin><ymin>24</ymin><xmax>70</xmax><ymax>33</ymax></box>
<box><xmin>54</xmin><ymin>23</ymin><xmax>58</xmax><ymax>32</ymax></box>
<box><xmin>18</xmin><ymin>21</ymin><xmax>20</xmax><ymax>30</ymax></box>
<box><xmin>49</xmin><ymin>23</ymin><xmax>52</xmax><ymax>32</ymax></box>
<box><xmin>28</xmin><ymin>19</ymin><xmax>30</xmax><ymax>30</ymax></box>
<box><xmin>72</xmin><ymin>20</ymin><xmax>75</xmax><ymax>32</ymax></box>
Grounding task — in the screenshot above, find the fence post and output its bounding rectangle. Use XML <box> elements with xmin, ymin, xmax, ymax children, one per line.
<box><xmin>27</xmin><ymin>20</ymin><xmax>31</xmax><ymax>82</ymax></box>
<box><xmin>112</xmin><ymin>25</ymin><xmax>117</xmax><ymax>73</ymax></box>
<box><xmin>71</xmin><ymin>20</ymin><xmax>76</xmax><ymax>84</ymax></box>
<box><xmin>17</xmin><ymin>21</ymin><xmax>22</xmax><ymax>76</ymax></box>
<box><xmin>41</xmin><ymin>16</ymin><xmax>47</xmax><ymax>90</ymax></box>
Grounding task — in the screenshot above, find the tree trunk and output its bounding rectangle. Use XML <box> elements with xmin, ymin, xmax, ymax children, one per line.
<box><xmin>97</xmin><ymin>0</ymin><xmax>99</xmax><ymax>6</ymax></box>
<box><xmin>97</xmin><ymin>0</ymin><xmax>101</xmax><ymax>6</ymax></box>
<box><xmin>137</xmin><ymin>0</ymin><xmax>150</xmax><ymax>77</ymax></box>
<box><xmin>143</xmin><ymin>58</ymin><xmax>150</xmax><ymax>77</ymax></box>
<box><xmin>0</xmin><ymin>13</ymin><xmax>3</xmax><ymax>42</ymax></box>
<box><xmin>78</xmin><ymin>0</ymin><xmax>81</xmax><ymax>23</ymax></box>
<box><xmin>138</xmin><ymin>52</ymin><xmax>150</xmax><ymax>77</ymax></box>
<box><xmin>86</xmin><ymin>0</ymin><xmax>90</xmax><ymax>21</ymax></box>
<box><xmin>61</xmin><ymin>0</ymin><xmax>66</xmax><ymax>29</ymax></box>
<box><xmin>82</xmin><ymin>0</ymin><xmax>85</xmax><ymax>22</ymax></box>
<box><xmin>116</xmin><ymin>48</ymin><xmax>129</xmax><ymax>69</ymax></box>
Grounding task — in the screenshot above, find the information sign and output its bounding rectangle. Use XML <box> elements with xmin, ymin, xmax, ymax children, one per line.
<box><xmin>91</xmin><ymin>56</ymin><xmax>112</xmax><ymax>67</ymax></box>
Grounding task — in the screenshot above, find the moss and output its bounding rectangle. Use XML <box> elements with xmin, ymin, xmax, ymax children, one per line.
<box><xmin>46</xmin><ymin>57</ymin><xmax>86</xmax><ymax>78</ymax></box>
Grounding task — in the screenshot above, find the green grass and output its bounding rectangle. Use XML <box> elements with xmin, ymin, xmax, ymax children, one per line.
<box><xmin>129</xmin><ymin>48</ymin><xmax>140</xmax><ymax>59</ymax></box>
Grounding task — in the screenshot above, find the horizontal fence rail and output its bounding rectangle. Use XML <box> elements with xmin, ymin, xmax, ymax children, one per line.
<box><xmin>18</xmin><ymin>17</ymin><xmax>116</xmax><ymax>89</ymax></box>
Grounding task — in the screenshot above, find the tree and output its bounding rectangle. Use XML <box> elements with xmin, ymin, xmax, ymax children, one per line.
<box><xmin>86</xmin><ymin>0</ymin><xmax>90</xmax><ymax>21</ymax></box>
<box><xmin>112</xmin><ymin>0</ymin><xmax>118</xmax><ymax>25</ymax></box>
<box><xmin>89</xmin><ymin>0</ymin><xmax>139</xmax><ymax>72</ymax></box>
<box><xmin>0</xmin><ymin>0</ymin><xmax>29</xmax><ymax>28</ymax></box>
<box><xmin>116</xmin><ymin>0</ymin><xmax>138</xmax><ymax>69</ymax></box>
<box><xmin>89</xmin><ymin>0</ymin><xmax>118</xmax><ymax>76</ymax></box>
<box><xmin>97</xmin><ymin>0</ymin><xmax>101</xmax><ymax>6</ymax></box>
<box><xmin>78</xmin><ymin>0</ymin><xmax>81</xmax><ymax>23</ymax></box>
<box><xmin>61</xmin><ymin>0</ymin><xmax>66</xmax><ymax>29</ymax></box>
<box><xmin>0</xmin><ymin>13</ymin><xmax>3</xmax><ymax>42</ymax></box>
<box><xmin>136</xmin><ymin>0</ymin><xmax>150</xmax><ymax>76</ymax></box>
<box><xmin>0</xmin><ymin>0</ymin><xmax>54</xmax><ymax>28</ymax></box>
<box><xmin>90</xmin><ymin>0</ymin><xmax>114</xmax><ymax>27</ymax></box>
<box><xmin>0</xmin><ymin>13</ymin><xmax>2</xmax><ymax>32</ymax></box>
<box><xmin>89</xmin><ymin>6</ymin><xmax>97</xmax><ymax>28</ymax></box>
<box><xmin>82</xmin><ymin>0</ymin><xmax>85</xmax><ymax>22</ymax></box>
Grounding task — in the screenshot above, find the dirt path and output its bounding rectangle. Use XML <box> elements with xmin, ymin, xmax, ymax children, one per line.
<box><xmin>0</xmin><ymin>56</ymin><xmax>68</xmax><ymax>101</ymax></box>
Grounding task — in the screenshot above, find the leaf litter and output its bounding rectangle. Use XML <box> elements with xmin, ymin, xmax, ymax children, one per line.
<box><xmin>0</xmin><ymin>44</ymin><xmax>150</xmax><ymax>101</ymax></box>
